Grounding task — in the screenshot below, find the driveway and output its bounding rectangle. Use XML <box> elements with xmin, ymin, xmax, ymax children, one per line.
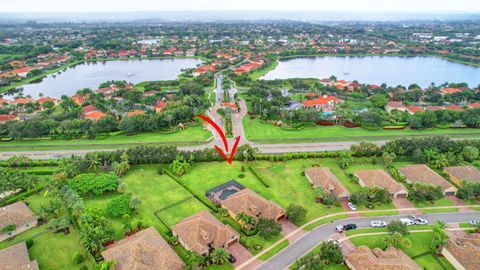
<box><xmin>447</xmin><ymin>195</ymin><xmax>474</xmax><ymax>212</ymax></box>
<box><xmin>228</xmin><ymin>242</ymin><xmax>261</xmax><ymax>270</ymax></box>
<box><xmin>340</xmin><ymin>201</ymin><xmax>362</xmax><ymax>217</ymax></box>
<box><xmin>392</xmin><ymin>197</ymin><xmax>421</xmax><ymax>214</ymax></box>
<box><xmin>280</xmin><ymin>219</ymin><xmax>307</xmax><ymax>243</ymax></box>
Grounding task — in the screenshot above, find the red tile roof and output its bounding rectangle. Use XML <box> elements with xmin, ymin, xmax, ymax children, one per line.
<box><xmin>127</xmin><ymin>110</ymin><xmax>145</xmax><ymax>117</ymax></box>
<box><xmin>440</xmin><ymin>87</ymin><xmax>462</xmax><ymax>94</ymax></box>
<box><xmin>82</xmin><ymin>105</ymin><xmax>99</xmax><ymax>114</ymax></box>
<box><xmin>445</xmin><ymin>105</ymin><xmax>463</xmax><ymax>111</ymax></box>
<box><xmin>468</xmin><ymin>102</ymin><xmax>480</xmax><ymax>109</ymax></box>
<box><xmin>303</xmin><ymin>96</ymin><xmax>341</xmax><ymax>107</ymax></box>
<box><xmin>83</xmin><ymin>111</ymin><xmax>106</xmax><ymax>120</ymax></box>
<box><xmin>406</xmin><ymin>105</ymin><xmax>423</xmax><ymax>114</ymax></box>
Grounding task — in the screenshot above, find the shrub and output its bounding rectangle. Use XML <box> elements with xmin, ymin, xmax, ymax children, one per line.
<box><xmin>408</xmin><ymin>182</ymin><xmax>443</xmax><ymax>202</ymax></box>
<box><xmin>72</xmin><ymin>252</ymin><xmax>84</xmax><ymax>264</ymax></box>
<box><xmin>26</xmin><ymin>239</ymin><xmax>34</xmax><ymax>249</ymax></box>
<box><xmin>257</xmin><ymin>218</ymin><xmax>281</xmax><ymax>240</ymax></box>
<box><xmin>387</xmin><ymin>220</ymin><xmax>409</xmax><ymax>235</ymax></box>
<box><xmin>69</xmin><ymin>173</ymin><xmax>119</xmax><ymax>195</ymax></box>
<box><xmin>238</xmin><ymin>173</ymin><xmax>245</xmax><ymax>178</ymax></box>
<box><xmin>79</xmin><ymin>266</ymin><xmax>88</xmax><ymax>270</ymax></box>
<box><xmin>106</xmin><ymin>194</ymin><xmax>132</xmax><ymax>217</ymax></box>
<box><xmin>286</xmin><ymin>204</ymin><xmax>308</xmax><ymax>224</ymax></box>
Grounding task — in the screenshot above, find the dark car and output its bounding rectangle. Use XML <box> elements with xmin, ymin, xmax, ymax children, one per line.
<box><xmin>343</xmin><ymin>224</ymin><xmax>357</xmax><ymax>230</ymax></box>
<box><xmin>229</xmin><ymin>255</ymin><xmax>236</xmax><ymax>263</ymax></box>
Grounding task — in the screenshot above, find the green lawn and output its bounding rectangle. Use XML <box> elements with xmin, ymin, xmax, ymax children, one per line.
<box><xmin>243</xmin><ymin>117</ymin><xmax>480</xmax><ymax>142</ymax></box>
<box><xmin>29</xmin><ymin>228</ymin><xmax>94</xmax><ymax>270</ymax></box>
<box><xmin>414</xmin><ymin>198</ymin><xmax>458</xmax><ymax>214</ymax></box>
<box><xmin>0</xmin><ymin>126</ymin><xmax>211</xmax><ymax>150</ymax></box>
<box><xmin>120</xmin><ymin>165</ymin><xmax>208</xmax><ymax>233</ymax></box>
<box><xmin>258</xmin><ymin>239</ymin><xmax>289</xmax><ymax>261</ymax></box>
<box><xmin>350</xmin><ymin>232</ymin><xmax>455</xmax><ymax>270</ymax></box>
<box><xmin>178</xmin><ymin>160</ymin><xmax>346</xmax><ymax>224</ymax></box>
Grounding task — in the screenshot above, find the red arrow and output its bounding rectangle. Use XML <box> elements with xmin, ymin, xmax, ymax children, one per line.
<box><xmin>197</xmin><ymin>114</ymin><xmax>240</xmax><ymax>164</ymax></box>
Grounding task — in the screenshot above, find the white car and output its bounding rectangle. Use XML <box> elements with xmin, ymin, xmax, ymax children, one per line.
<box><xmin>335</xmin><ymin>225</ymin><xmax>344</xmax><ymax>233</ymax></box>
<box><xmin>410</xmin><ymin>215</ymin><xmax>428</xmax><ymax>225</ymax></box>
<box><xmin>327</xmin><ymin>239</ymin><xmax>339</xmax><ymax>245</ymax></box>
<box><xmin>370</xmin><ymin>220</ymin><xmax>387</xmax><ymax>228</ymax></box>
<box><xmin>399</xmin><ymin>218</ymin><xmax>415</xmax><ymax>226</ymax></box>
<box><xmin>469</xmin><ymin>220</ymin><xmax>479</xmax><ymax>226</ymax></box>
<box><xmin>348</xmin><ymin>202</ymin><xmax>357</xmax><ymax>211</ymax></box>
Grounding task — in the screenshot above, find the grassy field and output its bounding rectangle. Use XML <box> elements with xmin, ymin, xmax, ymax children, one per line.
<box><xmin>0</xmin><ymin>126</ymin><xmax>211</xmax><ymax>150</ymax></box>
<box><xmin>350</xmin><ymin>232</ymin><xmax>455</xmax><ymax>270</ymax></box>
<box><xmin>29</xmin><ymin>228</ymin><xmax>94</xmax><ymax>270</ymax></box>
<box><xmin>414</xmin><ymin>198</ymin><xmax>458</xmax><ymax>214</ymax></box>
<box><xmin>243</xmin><ymin>117</ymin><xmax>480</xmax><ymax>142</ymax></box>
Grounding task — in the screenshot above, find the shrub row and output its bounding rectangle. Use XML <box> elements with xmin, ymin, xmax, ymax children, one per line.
<box><xmin>163</xmin><ymin>169</ymin><xmax>218</xmax><ymax>212</ymax></box>
<box><xmin>247</xmin><ymin>166</ymin><xmax>270</xmax><ymax>188</ymax></box>
<box><xmin>1</xmin><ymin>188</ymin><xmax>39</xmax><ymax>206</ymax></box>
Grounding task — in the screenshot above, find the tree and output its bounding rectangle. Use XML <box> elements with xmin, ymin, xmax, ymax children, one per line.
<box><xmin>384</xmin><ymin>232</ymin><xmax>412</xmax><ymax>249</ymax></box>
<box><xmin>106</xmin><ymin>194</ymin><xmax>132</xmax><ymax>217</ymax></box>
<box><xmin>409</xmin><ymin>182</ymin><xmax>443</xmax><ymax>202</ymax></box>
<box><xmin>2</xmin><ymin>224</ymin><xmax>16</xmax><ymax>235</ymax></box>
<box><xmin>349</xmin><ymin>190</ymin><xmax>368</xmax><ymax>205</ymax></box>
<box><xmin>257</xmin><ymin>218</ymin><xmax>281</xmax><ymax>240</ymax></box>
<box><xmin>318</xmin><ymin>241</ymin><xmax>344</xmax><ymax>264</ymax></box>
<box><xmin>382</xmin><ymin>152</ymin><xmax>397</xmax><ymax>167</ymax></box>
<box><xmin>49</xmin><ymin>215</ymin><xmax>71</xmax><ymax>233</ymax></box>
<box><xmin>129</xmin><ymin>196</ymin><xmax>142</xmax><ymax>213</ymax></box>
<box><xmin>462</xmin><ymin>146</ymin><xmax>479</xmax><ymax>162</ymax></box>
<box><xmin>338</xmin><ymin>151</ymin><xmax>352</xmax><ymax>169</ymax></box>
<box><xmin>431</xmin><ymin>221</ymin><xmax>449</xmax><ymax>255</ymax></box>
<box><xmin>315</xmin><ymin>189</ymin><xmax>339</xmax><ymax>206</ymax></box>
<box><xmin>286</xmin><ymin>204</ymin><xmax>307</xmax><ymax>224</ymax></box>
<box><xmin>236</xmin><ymin>212</ymin><xmax>257</xmax><ymax>230</ymax></box>
<box><xmin>369</xmin><ymin>94</ymin><xmax>388</xmax><ymax>109</ymax></box>
<box><xmin>185</xmin><ymin>250</ymin><xmax>205</xmax><ymax>270</ymax></box>
<box><xmin>72</xmin><ymin>252</ymin><xmax>84</xmax><ymax>264</ymax></box>
<box><xmin>79</xmin><ymin>208</ymin><xmax>114</xmax><ymax>253</ymax></box>
<box><xmin>210</xmin><ymin>248</ymin><xmax>230</xmax><ymax>265</ymax></box>
<box><xmin>387</xmin><ymin>220</ymin><xmax>409</xmax><ymax>236</ymax></box>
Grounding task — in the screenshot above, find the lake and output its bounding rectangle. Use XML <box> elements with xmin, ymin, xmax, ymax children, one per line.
<box><xmin>261</xmin><ymin>56</ymin><xmax>480</xmax><ymax>87</ymax></box>
<box><xmin>14</xmin><ymin>58</ymin><xmax>203</xmax><ymax>98</ymax></box>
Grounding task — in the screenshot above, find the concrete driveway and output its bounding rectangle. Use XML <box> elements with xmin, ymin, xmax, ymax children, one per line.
<box><xmin>392</xmin><ymin>197</ymin><xmax>421</xmax><ymax>214</ymax></box>
<box><xmin>280</xmin><ymin>219</ymin><xmax>307</xmax><ymax>243</ymax></box>
<box><xmin>228</xmin><ymin>242</ymin><xmax>260</xmax><ymax>270</ymax></box>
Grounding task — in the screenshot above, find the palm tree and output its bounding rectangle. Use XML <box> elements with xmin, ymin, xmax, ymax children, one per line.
<box><xmin>86</xmin><ymin>154</ymin><xmax>100</xmax><ymax>171</ymax></box>
<box><xmin>129</xmin><ymin>196</ymin><xmax>142</xmax><ymax>213</ymax></box>
<box><xmin>236</xmin><ymin>212</ymin><xmax>257</xmax><ymax>230</ymax></box>
<box><xmin>49</xmin><ymin>215</ymin><xmax>71</xmax><ymax>233</ymax></box>
<box><xmin>185</xmin><ymin>250</ymin><xmax>205</xmax><ymax>270</ymax></box>
<box><xmin>210</xmin><ymin>248</ymin><xmax>230</xmax><ymax>265</ymax></box>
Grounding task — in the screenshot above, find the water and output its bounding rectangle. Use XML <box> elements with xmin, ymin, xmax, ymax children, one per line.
<box><xmin>14</xmin><ymin>58</ymin><xmax>203</xmax><ymax>98</ymax></box>
<box><xmin>261</xmin><ymin>56</ymin><xmax>480</xmax><ymax>87</ymax></box>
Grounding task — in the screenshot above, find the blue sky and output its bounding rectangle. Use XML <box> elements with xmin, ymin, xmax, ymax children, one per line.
<box><xmin>1</xmin><ymin>0</ymin><xmax>479</xmax><ymax>12</ymax></box>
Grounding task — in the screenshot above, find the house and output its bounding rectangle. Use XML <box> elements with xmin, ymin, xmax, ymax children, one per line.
<box><xmin>445</xmin><ymin>105</ymin><xmax>463</xmax><ymax>111</ymax></box>
<box><xmin>102</xmin><ymin>227</ymin><xmax>185</xmax><ymax>270</ymax></box>
<box><xmin>442</xmin><ymin>234</ymin><xmax>480</xmax><ymax>270</ymax></box>
<box><xmin>319</xmin><ymin>78</ymin><xmax>333</xmax><ymax>86</ymax></box>
<box><xmin>302</xmin><ymin>95</ymin><xmax>343</xmax><ymax>111</ymax></box>
<box><xmin>172</xmin><ymin>210</ymin><xmax>239</xmax><ymax>256</ymax></box>
<box><xmin>386</xmin><ymin>101</ymin><xmax>408</xmax><ymax>113</ymax></box>
<box><xmin>127</xmin><ymin>110</ymin><xmax>145</xmax><ymax>117</ymax></box>
<box><xmin>345</xmin><ymin>246</ymin><xmax>422</xmax><ymax>270</ymax></box>
<box><xmin>439</xmin><ymin>87</ymin><xmax>462</xmax><ymax>95</ymax></box>
<box><xmin>355</xmin><ymin>169</ymin><xmax>408</xmax><ymax>198</ymax></box>
<box><xmin>71</xmin><ymin>94</ymin><xmax>87</xmax><ymax>106</ymax></box>
<box><xmin>221</xmin><ymin>188</ymin><xmax>285</xmax><ymax>222</ymax></box>
<box><xmin>0</xmin><ymin>242</ymin><xmax>39</xmax><ymax>270</ymax></box>
<box><xmin>443</xmin><ymin>166</ymin><xmax>480</xmax><ymax>186</ymax></box>
<box><xmin>221</xmin><ymin>102</ymin><xmax>237</xmax><ymax>110</ymax></box>
<box><xmin>83</xmin><ymin>111</ymin><xmax>107</xmax><ymax>120</ymax></box>
<box><xmin>9</xmin><ymin>67</ymin><xmax>32</xmax><ymax>78</ymax></box>
<box><xmin>82</xmin><ymin>105</ymin><xmax>99</xmax><ymax>114</ymax></box>
<box><xmin>193</xmin><ymin>64</ymin><xmax>215</xmax><ymax>77</ymax></box>
<box><xmin>467</xmin><ymin>102</ymin><xmax>480</xmax><ymax>109</ymax></box>
<box><xmin>0</xmin><ymin>114</ymin><xmax>18</xmax><ymax>124</ymax></box>
<box><xmin>304</xmin><ymin>167</ymin><xmax>350</xmax><ymax>200</ymax></box>
<box><xmin>0</xmin><ymin>201</ymin><xmax>37</xmax><ymax>242</ymax></box>
<box><xmin>11</xmin><ymin>97</ymin><xmax>34</xmax><ymax>105</ymax></box>
<box><xmin>154</xmin><ymin>100</ymin><xmax>167</xmax><ymax>112</ymax></box>
<box><xmin>37</xmin><ymin>97</ymin><xmax>60</xmax><ymax>106</ymax></box>
<box><xmin>398</xmin><ymin>164</ymin><xmax>457</xmax><ymax>195</ymax></box>
<box><xmin>406</xmin><ymin>105</ymin><xmax>423</xmax><ymax>114</ymax></box>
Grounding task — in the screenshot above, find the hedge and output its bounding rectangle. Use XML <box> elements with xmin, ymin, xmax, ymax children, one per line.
<box><xmin>2</xmin><ymin>188</ymin><xmax>38</xmax><ymax>206</ymax></box>
<box><xmin>247</xmin><ymin>166</ymin><xmax>270</xmax><ymax>188</ymax></box>
<box><xmin>163</xmin><ymin>169</ymin><xmax>218</xmax><ymax>212</ymax></box>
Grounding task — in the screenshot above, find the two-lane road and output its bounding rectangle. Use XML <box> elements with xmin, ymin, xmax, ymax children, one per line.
<box><xmin>251</xmin><ymin>211</ymin><xmax>480</xmax><ymax>270</ymax></box>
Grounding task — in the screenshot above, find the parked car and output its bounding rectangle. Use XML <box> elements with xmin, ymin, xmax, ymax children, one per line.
<box><xmin>348</xmin><ymin>202</ymin><xmax>357</xmax><ymax>211</ymax></box>
<box><xmin>229</xmin><ymin>255</ymin><xmax>236</xmax><ymax>264</ymax></box>
<box><xmin>469</xmin><ymin>220</ymin><xmax>479</xmax><ymax>226</ymax></box>
<box><xmin>335</xmin><ymin>224</ymin><xmax>357</xmax><ymax>233</ymax></box>
<box><xmin>370</xmin><ymin>220</ymin><xmax>387</xmax><ymax>227</ymax></box>
<box><xmin>399</xmin><ymin>218</ymin><xmax>415</xmax><ymax>226</ymax></box>
<box><xmin>410</xmin><ymin>215</ymin><xmax>428</xmax><ymax>225</ymax></box>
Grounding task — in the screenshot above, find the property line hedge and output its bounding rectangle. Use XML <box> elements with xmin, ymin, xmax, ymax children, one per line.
<box><xmin>1</xmin><ymin>187</ymin><xmax>42</xmax><ymax>206</ymax></box>
<box><xmin>247</xmin><ymin>166</ymin><xmax>270</xmax><ymax>188</ymax></box>
<box><xmin>163</xmin><ymin>169</ymin><xmax>218</xmax><ymax>212</ymax></box>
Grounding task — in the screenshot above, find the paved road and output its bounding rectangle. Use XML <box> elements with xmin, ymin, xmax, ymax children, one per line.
<box><xmin>253</xmin><ymin>211</ymin><xmax>480</xmax><ymax>270</ymax></box>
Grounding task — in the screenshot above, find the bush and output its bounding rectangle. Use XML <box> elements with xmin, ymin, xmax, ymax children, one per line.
<box><xmin>26</xmin><ymin>239</ymin><xmax>34</xmax><ymax>249</ymax></box>
<box><xmin>79</xmin><ymin>266</ymin><xmax>88</xmax><ymax>270</ymax></box>
<box><xmin>72</xmin><ymin>252</ymin><xmax>84</xmax><ymax>264</ymax></box>
<box><xmin>257</xmin><ymin>218</ymin><xmax>281</xmax><ymax>240</ymax></box>
<box><xmin>69</xmin><ymin>173</ymin><xmax>119</xmax><ymax>195</ymax></box>
<box><xmin>106</xmin><ymin>194</ymin><xmax>132</xmax><ymax>217</ymax></box>
<box><xmin>238</xmin><ymin>173</ymin><xmax>245</xmax><ymax>178</ymax></box>
<box><xmin>286</xmin><ymin>204</ymin><xmax>308</xmax><ymax>224</ymax></box>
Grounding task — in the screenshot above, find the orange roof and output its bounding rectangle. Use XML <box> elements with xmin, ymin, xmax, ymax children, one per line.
<box><xmin>445</xmin><ymin>105</ymin><xmax>463</xmax><ymax>111</ymax></box>
<box><xmin>37</xmin><ymin>97</ymin><xmax>58</xmax><ymax>103</ymax></box>
<box><xmin>303</xmin><ymin>96</ymin><xmax>341</xmax><ymax>107</ymax></box>
<box><xmin>83</xmin><ymin>111</ymin><xmax>106</xmax><ymax>120</ymax></box>
<box><xmin>468</xmin><ymin>102</ymin><xmax>480</xmax><ymax>109</ymax></box>
<box><xmin>222</xmin><ymin>102</ymin><xmax>237</xmax><ymax>109</ymax></box>
<box><xmin>127</xmin><ymin>110</ymin><xmax>145</xmax><ymax>116</ymax></box>
<box><xmin>406</xmin><ymin>105</ymin><xmax>423</xmax><ymax>114</ymax></box>
<box><xmin>12</xmin><ymin>98</ymin><xmax>33</xmax><ymax>104</ymax></box>
<box><xmin>440</xmin><ymin>87</ymin><xmax>462</xmax><ymax>94</ymax></box>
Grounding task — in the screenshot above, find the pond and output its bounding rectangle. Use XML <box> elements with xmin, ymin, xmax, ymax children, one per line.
<box><xmin>261</xmin><ymin>56</ymin><xmax>480</xmax><ymax>87</ymax></box>
<box><xmin>13</xmin><ymin>58</ymin><xmax>203</xmax><ymax>98</ymax></box>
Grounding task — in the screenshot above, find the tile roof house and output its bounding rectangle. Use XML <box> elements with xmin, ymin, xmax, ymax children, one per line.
<box><xmin>0</xmin><ymin>114</ymin><xmax>18</xmax><ymax>124</ymax></box>
<box><xmin>0</xmin><ymin>202</ymin><xmax>37</xmax><ymax>242</ymax></box>
<box><xmin>172</xmin><ymin>210</ymin><xmax>239</xmax><ymax>255</ymax></box>
<box><xmin>221</xmin><ymin>188</ymin><xmax>285</xmax><ymax>222</ymax></box>
<box><xmin>386</xmin><ymin>101</ymin><xmax>407</xmax><ymax>113</ymax></box>
<box><xmin>83</xmin><ymin>111</ymin><xmax>107</xmax><ymax>120</ymax></box>
<box><xmin>0</xmin><ymin>242</ymin><xmax>39</xmax><ymax>270</ymax></box>
<box><xmin>442</xmin><ymin>234</ymin><xmax>480</xmax><ymax>270</ymax></box>
<box><xmin>345</xmin><ymin>246</ymin><xmax>422</xmax><ymax>270</ymax></box>
<box><xmin>439</xmin><ymin>87</ymin><xmax>462</xmax><ymax>95</ymax></box>
<box><xmin>304</xmin><ymin>167</ymin><xmax>350</xmax><ymax>200</ymax></box>
<box><xmin>355</xmin><ymin>169</ymin><xmax>408</xmax><ymax>198</ymax></box>
<box><xmin>443</xmin><ymin>165</ymin><xmax>480</xmax><ymax>186</ymax></box>
<box><xmin>102</xmin><ymin>227</ymin><xmax>185</xmax><ymax>270</ymax></box>
<box><xmin>468</xmin><ymin>102</ymin><xmax>480</xmax><ymax>109</ymax></box>
<box><xmin>303</xmin><ymin>95</ymin><xmax>343</xmax><ymax>111</ymax></box>
<box><xmin>398</xmin><ymin>164</ymin><xmax>457</xmax><ymax>195</ymax></box>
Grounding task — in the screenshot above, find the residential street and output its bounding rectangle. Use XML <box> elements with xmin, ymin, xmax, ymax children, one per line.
<box><xmin>248</xmin><ymin>211</ymin><xmax>480</xmax><ymax>270</ymax></box>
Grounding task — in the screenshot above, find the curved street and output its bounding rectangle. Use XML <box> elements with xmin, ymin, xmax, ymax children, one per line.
<box><xmin>243</xmin><ymin>211</ymin><xmax>480</xmax><ymax>270</ymax></box>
